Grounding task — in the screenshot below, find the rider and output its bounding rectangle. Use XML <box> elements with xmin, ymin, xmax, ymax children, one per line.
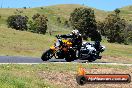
<box><xmin>58</xmin><ymin>29</ymin><xmax>82</xmax><ymax>57</ymax></box>
<box><xmin>94</xmin><ymin>41</ymin><xmax>102</xmax><ymax>58</ymax></box>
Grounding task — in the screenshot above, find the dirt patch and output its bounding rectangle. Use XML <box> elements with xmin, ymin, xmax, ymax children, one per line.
<box><xmin>38</xmin><ymin>67</ymin><xmax>132</xmax><ymax>88</ymax></box>
<box><xmin>38</xmin><ymin>71</ymin><xmax>77</xmax><ymax>88</ymax></box>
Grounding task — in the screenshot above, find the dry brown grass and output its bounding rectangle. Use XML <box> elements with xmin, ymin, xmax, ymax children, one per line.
<box><xmin>38</xmin><ymin>67</ymin><xmax>132</xmax><ymax>88</ymax></box>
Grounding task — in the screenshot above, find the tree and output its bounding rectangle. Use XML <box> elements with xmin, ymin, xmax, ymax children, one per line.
<box><xmin>69</xmin><ymin>7</ymin><xmax>101</xmax><ymax>41</ymax></box>
<box><xmin>7</xmin><ymin>15</ymin><xmax>28</xmax><ymax>31</ymax></box>
<box><xmin>124</xmin><ymin>23</ymin><xmax>132</xmax><ymax>44</ymax></box>
<box><xmin>32</xmin><ymin>13</ymin><xmax>40</xmax><ymax>20</ymax></box>
<box><xmin>23</xmin><ymin>7</ymin><xmax>26</xmax><ymax>9</ymax></box>
<box><xmin>40</xmin><ymin>7</ymin><xmax>43</xmax><ymax>9</ymax></box>
<box><xmin>97</xmin><ymin>21</ymin><xmax>107</xmax><ymax>37</ymax></box>
<box><xmin>28</xmin><ymin>13</ymin><xmax>48</xmax><ymax>34</ymax></box>
<box><xmin>103</xmin><ymin>9</ymin><xmax>126</xmax><ymax>43</ymax></box>
<box><xmin>114</xmin><ymin>8</ymin><xmax>120</xmax><ymax>15</ymax></box>
<box><xmin>15</xmin><ymin>9</ymin><xmax>23</xmax><ymax>14</ymax></box>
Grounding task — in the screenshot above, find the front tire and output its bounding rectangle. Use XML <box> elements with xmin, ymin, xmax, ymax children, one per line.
<box><xmin>41</xmin><ymin>49</ymin><xmax>53</xmax><ymax>61</ymax></box>
<box><xmin>88</xmin><ymin>55</ymin><xmax>96</xmax><ymax>62</ymax></box>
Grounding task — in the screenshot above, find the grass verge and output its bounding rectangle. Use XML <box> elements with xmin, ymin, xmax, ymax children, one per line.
<box><xmin>0</xmin><ymin>63</ymin><xmax>131</xmax><ymax>88</ymax></box>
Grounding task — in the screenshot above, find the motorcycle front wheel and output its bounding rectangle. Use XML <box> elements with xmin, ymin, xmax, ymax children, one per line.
<box><xmin>41</xmin><ymin>49</ymin><xmax>53</xmax><ymax>61</ymax></box>
<box><xmin>88</xmin><ymin>55</ymin><xmax>96</xmax><ymax>62</ymax></box>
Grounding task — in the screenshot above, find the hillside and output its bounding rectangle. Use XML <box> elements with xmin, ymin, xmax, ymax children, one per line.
<box><xmin>0</xmin><ymin>4</ymin><xmax>132</xmax><ymax>88</ymax></box>
<box><xmin>0</xmin><ymin>4</ymin><xmax>132</xmax><ymax>31</ymax></box>
<box><xmin>0</xmin><ymin>4</ymin><xmax>131</xmax><ymax>62</ymax></box>
<box><xmin>0</xmin><ymin>4</ymin><xmax>132</xmax><ymax>24</ymax></box>
<box><xmin>0</xmin><ymin>4</ymin><xmax>107</xmax><ymax>24</ymax></box>
<box><xmin>120</xmin><ymin>5</ymin><xmax>132</xmax><ymax>21</ymax></box>
<box><xmin>0</xmin><ymin>4</ymin><xmax>109</xmax><ymax>33</ymax></box>
<box><xmin>0</xmin><ymin>25</ymin><xmax>132</xmax><ymax>63</ymax></box>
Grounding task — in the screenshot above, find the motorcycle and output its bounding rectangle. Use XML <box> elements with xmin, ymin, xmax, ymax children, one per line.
<box><xmin>41</xmin><ymin>35</ymin><xmax>105</xmax><ymax>62</ymax></box>
<box><xmin>80</xmin><ymin>42</ymin><xmax>105</xmax><ymax>62</ymax></box>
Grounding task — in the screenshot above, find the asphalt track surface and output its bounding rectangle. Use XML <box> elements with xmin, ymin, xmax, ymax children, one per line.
<box><xmin>0</xmin><ymin>56</ymin><xmax>132</xmax><ymax>66</ymax></box>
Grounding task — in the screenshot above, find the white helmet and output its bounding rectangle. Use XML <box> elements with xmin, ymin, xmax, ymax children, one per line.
<box><xmin>72</xmin><ymin>29</ymin><xmax>79</xmax><ymax>35</ymax></box>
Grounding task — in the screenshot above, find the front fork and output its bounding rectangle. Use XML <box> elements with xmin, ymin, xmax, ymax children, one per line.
<box><xmin>49</xmin><ymin>49</ymin><xmax>58</xmax><ymax>59</ymax></box>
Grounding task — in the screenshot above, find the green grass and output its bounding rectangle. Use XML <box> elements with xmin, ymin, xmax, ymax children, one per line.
<box><xmin>0</xmin><ymin>63</ymin><xmax>129</xmax><ymax>73</ymax></box>
<box><xmin>0</xmin><ymin>65</ymin><xmax>60</xmax><ymax>88</ymax></box>
<box><xmin>0</xmin><ymin>63</ymin><xmax>130</xmax><ymax>88</ymax></box>
<box><xmin>0</xmin><ymin>25</ymin><xmax>70</xmax><ymax>57</ymax></box>
<box><xmin>0</xmin><ymin>26</ymin><xmax>52</xmax><ymax>57</ymax></box>
<box><xmin>0</xmin><ymin>4</ymin><xmax>131</xmax><ymax>88</ymax></box>
<box><xmin>101</xmin><ymin>42</ymin><xmax>132</xmax><ymax>59</ymax></box>
<box><xmin>0</xmin><ymin>25</ymin><xmax>131</xmax><ymax>59</ymax></box>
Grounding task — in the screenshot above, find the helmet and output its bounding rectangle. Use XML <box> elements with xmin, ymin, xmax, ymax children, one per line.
<box><xmin>72</xmin><ymin>29</ymin><xmax>79</xmax><ymax>35</ymax></box>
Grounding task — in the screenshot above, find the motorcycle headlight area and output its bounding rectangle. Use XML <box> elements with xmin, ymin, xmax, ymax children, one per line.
<box><xmin>55</xmin><ymin>40</ymin><xmax>61</xmax><ymax>47</ymax></box>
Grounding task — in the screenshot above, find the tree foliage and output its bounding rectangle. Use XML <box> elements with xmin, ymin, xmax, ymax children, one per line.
<box><xmin>98</xmin><ymin>9</ymin><xmax>127</xmax><ymax>43</ymax></box>
<box><xmin>7</xmin><ymin>15</ymin><xmax>28</xmax><ymax>31</ymax></box>
<box><xmin>124</xmin><ymin>23</ymin><xmax>132</xmax><ymax>44</ymax></box>
<box><xmin>114</xmin><ymin>8</ymin><xmax>120</xmax><ymax>15</ymax></box>
<box><xmin>97</xmin><ymin>21</ymin><xmax>107</xmax><ymax>37</ymax></box>
<box><xmin>28</xmin><ymin>13</ymin><xmax>48</xmax><ymax>34</ymax></box>
<box><xmin>23</xmin><ymin>7</ymin><xmax>26</xmax><ymax>9</ymax></box>
<box><xmin>69</xmin><ymin>7</ymin><xmax>101</xmax><ymax>41</ymax></box>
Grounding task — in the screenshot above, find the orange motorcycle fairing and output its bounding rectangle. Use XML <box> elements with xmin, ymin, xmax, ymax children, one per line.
<box><xmin>50</xmin><ymin>45</ymin><xmax>56</xmax><ymax>51</ymax></box>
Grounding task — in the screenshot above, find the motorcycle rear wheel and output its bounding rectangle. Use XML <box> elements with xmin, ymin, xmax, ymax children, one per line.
<box><xmin>41</xmin><ymin>49</ymin><xmax>53</xmax><ymax>61</ymax></box>
<box><xmin>65</xmin><ymin>53</ymin><xmax>75</xmax><ymax>62</ymax></box>
<box><xmin>65</xmin><ymin>50</ymin><xmax>76</xmax><ymax>62</ymax></box>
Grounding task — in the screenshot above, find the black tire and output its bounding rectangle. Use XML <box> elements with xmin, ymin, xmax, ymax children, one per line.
<box><xmin>41</xmin><ymin>49</ymin><xmax>53</xmax><ymax>61</ymax></box>
<box><xmin>65</xmin><ymin>55</ymin><xmax>74</xmax><ymax>62</ymax></box>
<box><xmin>65</xmin><ymin>49</ymin><xmax>75</xmax><ymax>62</ymax></box>
<box><xmin>65</xmin><ymin>58</ymin><xmax>72</xmax><ymax>62</ymax></box>
<box><xmin>88</xmin><ymin>59</ymin><xmax>93</xmax><ymax>62</ymax></box>
<box><xmin>65</xmin><ymin>53</ymin><xmax>75</xmax><ymax>62</ymax></box>
<box><xmin>88</xmin><ymin>55</ymin><xmax>96</xmax><ymax>62</ymax></box>
<box><xmin>76</xmin><ymin>75</ymin><xmax>87</xmax><ymax>85</ymax></box>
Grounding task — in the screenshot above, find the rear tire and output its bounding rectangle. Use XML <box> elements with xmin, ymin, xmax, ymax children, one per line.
<box><xmin>41</xmin><ymin>49</ymin><xmax>53</xmax><ymax>61</ymax></box>
<box><xmin>65</xmin><ymin>50</ymin><xmax>75</xmax><ymax>62</ymax></box>
<box><xmin>65</xmin><ymin>56</ymin><xmax>74</xmax><ymax>62</ymax></box>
